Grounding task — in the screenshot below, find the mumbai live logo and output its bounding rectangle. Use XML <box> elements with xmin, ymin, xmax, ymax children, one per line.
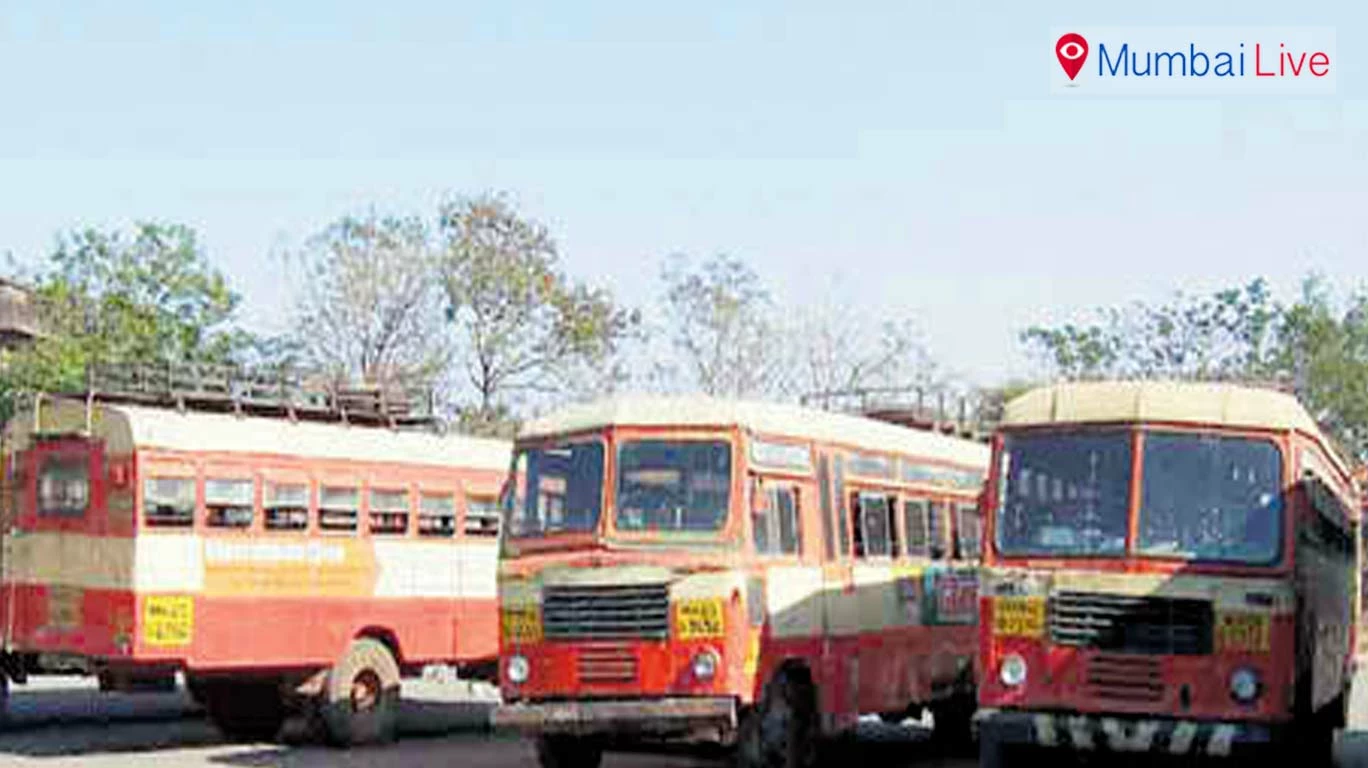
<box><xmin>1053</xmin><ymin>30</ymin><xmax>1332</xmax><ymax>84</ymax></box>
<box><xmin>1056</xmin><ymin>33</ymin><xmax>1089</xmax><ymax>80</ymax></box>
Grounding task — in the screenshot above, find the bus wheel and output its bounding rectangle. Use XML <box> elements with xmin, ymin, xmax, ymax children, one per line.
<box><xmin>184</xmin><ymin>675</ymin><xmax>209</xmax><ymax>708</ymax></box>
<box><xmin>321</xmin><ymin>637</ymin><xmax>401</xmax><ymax>747</ymax></box>
<box><xmin>735</xmin><ymin>666</ymin><xmax>819</xmax><ymax>768</ymax></box>
<box><xmin>977</xmin><ymin>727</ymin><xmax>1015</xmax><ymax>768</ymax></box>
<box><xmin>203</xmin><ymin>680</ymin><xmax>285</xmax><ymax>742</ymax></box>
<box><xmin>535</xmin><ymin>735</ymin><xmax>604</xmax><ymax>768</ymax></box>
<box><xmin>929</xmin><ymin>695</ymin><xmax>975</xmax><ymax>753</ymax></box>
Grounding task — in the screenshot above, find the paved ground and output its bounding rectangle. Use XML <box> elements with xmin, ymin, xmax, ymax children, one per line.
<box><xmin>5</xmin><ymin>672</ymin><xmax>1368</xmax><ymax>767</ymax></box>
<box><xmin>0</xmin><ymin>676</ymin><xmax>966</xmax><ymax>768</ymax></box>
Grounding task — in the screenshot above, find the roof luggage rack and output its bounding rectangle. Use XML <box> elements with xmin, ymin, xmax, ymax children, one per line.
<box><xmin>800</xmin><ymin>385</ymin><xmax>996</xmax><ymax>441</ymax></box>
<box><xmin>82</xmin><ymin>362</ymin><xmax>439</xmax><ymax>429</ymax></box>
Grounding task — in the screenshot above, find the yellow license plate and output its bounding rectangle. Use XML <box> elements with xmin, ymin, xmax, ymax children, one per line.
<box><xmin>675</xmin><ymin>598</ymin><xmax>725</xmax><ymax>639</ymax></box>
<box><xmin>993</xmin><ymin>596</ymin><xmax>1045</xmax><ymax>638</ymax></box>
<box><xmin>501</xmin><ymin>606</ymin><xmax>542</xmax><ymax>643</ymax></box>
<box><xmin>142</xmin><ymin>595</ymin><xmax>194</xmax><ymax>648</ymax></box>
<box><xmin>1217</xmin><ymin>613</ymin><xmax>1270</xmax><ymax>652</ymax></box>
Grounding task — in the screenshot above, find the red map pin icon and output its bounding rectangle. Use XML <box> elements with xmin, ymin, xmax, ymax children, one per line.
<box><xmin>1056</xmin><ymin>33</ymin><xmax>1089</xmax><ymax>81</ymax></box>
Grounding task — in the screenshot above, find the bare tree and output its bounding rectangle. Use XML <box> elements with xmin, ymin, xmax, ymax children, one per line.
<box><xmin>439</xmin><ymin>193</ymin><xmax>638</xmax><ymax>421</ymax></box>
<box><xmin>290</xmin><ymin>213</ymin><xmax>448</xmax><ymax>386</ymax></box>
<box><xmin>789</xmin><ymin>302</ymin><xmax>938</xmax><ymax>398</ymax></box>
<box><xmin>660</xmin><ymin>254</ymin><xmax>784</xmax><ymax>398</ymax></box>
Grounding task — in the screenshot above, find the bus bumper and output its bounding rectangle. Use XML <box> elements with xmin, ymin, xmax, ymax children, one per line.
<box><xmin>494</xmin><ymin>697</ymin><xmax>738</xmax><ymax>737</ymax></box>
<box><xmin>976</xmin><ymin>709</ymin><xmax>1282</xmax><ymax>758</ymax></box>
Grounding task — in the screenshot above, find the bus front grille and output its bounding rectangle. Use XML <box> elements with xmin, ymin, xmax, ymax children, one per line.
<box><xmin>576</xmin><ymin>643</ymin><xmax>639</xmax><ymax>684</ymax></box>
<box><xmin>1049</xmin><ymin>592</ymin><xmax>1213</xmax><ymax>655</ymax></box>
<box><xmin>542</xmin><ymin>583</ymin><xmax>670</xmax><ymax>641</ymax></box>
<box><xmin>1086</xmin><ymin>655</ymin><xmax>1164</xmax><ymax>703</ymax></box>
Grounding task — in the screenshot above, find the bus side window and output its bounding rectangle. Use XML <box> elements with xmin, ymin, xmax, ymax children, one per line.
<box><xmin>903</xmin><ymin>499</ymin><xmax>930</xmax><ymax>558</ymax></box>
<box><xmin>319</xmin><ymin>486</ymin><xmax>359</xmax><ymax>532</ymax></box>
<box><xmin>955</xmin><ymin>503</ymin><xmax>982</xmax><ymax>561</ymax></box>
<box><xmin>465</xmin><ymin>495</ymin><xmax>501</xmax><ymax>537</ymax></box>
<box><xmin>264</xmin><ymin>482</ymin><xmax>309</xmax><ymax>531</ymax></box>
<box><xmin>205</xmin><ymin>478</ymin><xmax>254</xmax><ymax>529</ymax></box>
<box><xmin>753</xmin><ymin>483</ymin><xmax>801</xmax><ymax>557</ymax></box>
<box><xmin>853</xmin><ymin>492</ymin><xmax>895</xmax><ymax>558</ymax></box>
<box><xmin>818</xmin><ymin>454</ymin><xmax>834</xmax><ymax>561</ymax></box>
<box><xmin>419</xmin><ymin>492</ymin><xmax>457</xmax><ymax>537</ymax></box>
<box><xmin>928</xmin><ymin>501</ymin><xmax>949</xmax><ymax>560</ymax></box>
<box><xmin>144</xmin><ymin>477</ymin><xmax>194</xmax><ymax>527</ymax></box>
<box><xmin>369</xmin><ymin>488</ymin><xmax>410</xmax><ymax>535</ymax></box>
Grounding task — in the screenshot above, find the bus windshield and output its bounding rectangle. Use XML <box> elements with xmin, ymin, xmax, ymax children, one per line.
<box><xmin>997</xmin><ymin>431</ymin><xmax>1131</xmax><ymax>557</ymax></box>
<box><xmin>508</xmin><ymin>441</ymin><xmax>605</xmax><ymax>537</ymax></box>
<box><xmin>615</xmin><ymin>440</ymin><xmax>731</xmax><ymax>533</ymax></box>
<box><xmin>1137</xmin><ymin>432</ymin><xmax>1282</xmax><ymax>565</ymax></box>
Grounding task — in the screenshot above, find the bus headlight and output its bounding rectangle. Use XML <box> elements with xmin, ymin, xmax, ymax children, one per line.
<box><xmin>692</xmin><ymin>649</ymin><xmax>720</xmax><ymax>681</ymax></box>
<box><xmin>1229</xmin><ymin>667</ymin><xmax>1261</xmax><ymax>703</ymax></box>
<box><xmin>506</xmin><ymin>654</ymin><xmax>530</xmax><ymax>685</ymax></box>
<box><xmin>999</xmin><ymin>654</ymin><xmax>1028</xmax><ymax>687</ymax></box>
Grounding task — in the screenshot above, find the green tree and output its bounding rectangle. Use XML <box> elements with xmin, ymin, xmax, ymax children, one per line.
<box><xmin>1021</xmin><ymin>279</ymin><xmax>1280</xmax><ymax>381</ymax></box>
<box><xmin>438</xmin><ymin>194</ymin><xmax>638</xmax><ymax>422</ymax></box>
<box><xmin>0</xmin><ymin>223</ymin><xmax>249</xmax><ymax>419</ymax></box>
<box><xmin>1020</xmin><ymin>275</ymin><xmax>1368</xmax><ymax>458</ymax></box>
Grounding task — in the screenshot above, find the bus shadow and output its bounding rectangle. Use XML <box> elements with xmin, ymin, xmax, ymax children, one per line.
<box><xmin>0</xmin><ymin>687</ymin><xmax>499</xmax><ymax>759</ymax></box>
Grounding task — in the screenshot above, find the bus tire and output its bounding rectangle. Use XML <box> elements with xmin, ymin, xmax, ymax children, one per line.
<box><xmin>535</xmin><ymin>735</ymin><xmax>604</xmax><ymax>768</ymax></box>
<box><xmin>977</xmin><ymin>727</ymin><xmax>1013</xmax><ymax>768</ymax></box>
<box><xmin>203</xmin><ymin>680</ymin><xmax>285</xmax><ymax>742</ymax></box>
<box><xmin>735</xmin><ymin>666</ymin><xmax>819</xmax><ymax>768</ymax></box>
<box><xmin>321</xmin><ymin>637</ymin><xmax>401</xmax><ymax>747</ymax></box>
<box><xmin>929</xmin><ymin>694</ymin><xmax>975</xmax><ymax>753</ymax></box>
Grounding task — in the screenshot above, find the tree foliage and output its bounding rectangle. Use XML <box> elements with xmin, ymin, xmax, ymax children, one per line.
<box><xmin>0</xmin><ymin>223</ymin><xmax>248</xmax><ymax>419</ymax></box>
<box><xmin>291</xmin><ymin>212</ymin><xmax>447</xmax><ymax>384</ymax></box>
<box><xmin>1021</xmin><ymin>275</ymin><xmax>1368</xmax><ymax>457</ymax></box>
<box><xmin>439</xmin><ymin>194</ymin><xmax>637</xmax><ymax>419</ymax></box>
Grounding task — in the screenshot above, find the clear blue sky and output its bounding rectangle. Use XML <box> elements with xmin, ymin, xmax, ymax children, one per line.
<box><xmin>2</xmin><ymin>1</ymin><xmax>1364</xmax><ymax>386</ymax></box>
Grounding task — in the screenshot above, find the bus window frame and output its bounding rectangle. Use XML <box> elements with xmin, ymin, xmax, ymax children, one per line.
<box><xmin>317</xmin><ymin>476</ymin><xmax>363</xmax><ymax>536</ymax></box>
<box><xmin>749</xmin><ymin>476</ymin><xmax>804</xmax><ymax>560</ymax></box>
<box><xmin>463</xmin><ymin>483</ymin><xmax>503</xmax><ymax>539</ymax></box>
<box><xmin>202</xmin><ymin>469</ymin><xmax>259</xmax><ymax>533</ymax></box>
<box><xmin>368</xmin><ymin>484</ymin><xmax>413</xmax><ymax>537</ymax></box>
<box><xmin>139</xmin><ymin>458</ymin><xmax>198</xmax><ymax>533</ymax></box>
<box><xmin>417</xmin><ymin>487</ymin><xmax>460</xmax><ymax>539</ymax></box>
<box><xmin>987</xmin><ymin>423</ymin><xmax>1302</xmax><ymax>575</ymax></box>
<box><xmin>850</xmin><ymin>487</ymin><xmax>898</xmax><ymax>560</ymax></box>
<box><xmin>603</xmin><ymin>427</ymin><xmax>740</xmax><ymax>545</ymax></box>
<box><xmin>27</xmin><ymin>436</ymin><xmax>103</xmax><ymax>533</ymax></box>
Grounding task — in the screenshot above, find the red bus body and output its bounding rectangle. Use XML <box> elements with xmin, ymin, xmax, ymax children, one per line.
<box><xmin>491</xmin><ymin>396</ymin><xmax>989</xmax><ymax>765</ymax></box>
<box><xmin>977</xmin><ymin>382</ymin><xmax>1359</xmax><ymax>765</ymax></box>
<box><xmin>0</xmin><ymin>397</ymin><xmax>508</xmax><ymax>700</ymax></box>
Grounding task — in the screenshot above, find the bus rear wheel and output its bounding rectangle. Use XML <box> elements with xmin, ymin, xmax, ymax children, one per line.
<box><xmin>735</xmin><ymin>666</ymin><xmax>819</xmax><ymax>768</ymax></box>
<box><xmin>202</xmin><ymin>679</ymin><xmax>285</xmax><ymax>742</ymax></box>
<box><xmin>535</xmin><ymin>735</ymin><xmax>604</xmax><ymax>768</ymax></box>
<box><xmin>320</xmin><ymin>637</ymin><xmax>401</xmax><ymax>747</ymax></box>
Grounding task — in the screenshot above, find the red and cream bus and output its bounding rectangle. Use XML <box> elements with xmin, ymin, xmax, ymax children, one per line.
<box><xmin>493</xmin><ymin>395</ymin><xmax>990</xmax><ymax>768</ymax></box>
<box><xmin>0</xmin><ymin>392</ymin><xmax>509</xmax><ymax>744</ymax></box>
<box><xmin>977</xmin><ymin>382</ymin><xmax>1360</xmax><ymax>766</ymax></box>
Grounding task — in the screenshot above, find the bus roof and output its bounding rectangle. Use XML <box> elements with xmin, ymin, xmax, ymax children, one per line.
<box><xmin>12</xmin><ymin>398</ymin><xmax>511</xmax><ymax>471</ymax></box>
<box><xmin>519</xmin><ymin>395</ymin><xmax>990</xmax><ymax>469</ymax></box>
<box><xmin>1004</xmin><ymin>381</ymin><xmax>1349</xmax><ymax>473</ymax></box>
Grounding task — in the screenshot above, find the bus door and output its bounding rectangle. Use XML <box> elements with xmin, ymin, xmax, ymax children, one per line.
<box><xmin>922</xmin><ymin>501</ymin><xmax>979</xmax><ymax>689</ymax></box>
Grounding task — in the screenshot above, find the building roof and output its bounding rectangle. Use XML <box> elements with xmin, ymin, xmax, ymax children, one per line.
<box><xmin>11</xmin><ymin>398</ymin><xmax>511</xmax><ymax>471</ymax></box>
<box><xmin>1004</xmin><ymin>381</ymin><xmax>1349</xmax><ymax>474</ymax></box>
<box><xmin>519</xmin><ymin>395</ymin><xmax>990</xmax><ymax>469</ymax></box>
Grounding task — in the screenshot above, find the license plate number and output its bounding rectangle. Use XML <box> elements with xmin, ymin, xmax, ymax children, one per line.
<box><xmin>993</xmin><ymin>596</ymin><xmax>1045</xmax><ymax>638</ymax></box>
<box><xmin>675</xmin><ymin>598</ymin><xmax>724</xmax><ymax>639</ymax></box>
<box><xmin>1217</xmin><ymin>613</ymin><xmax>1269</xmax><ymax>652</ymax></box>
